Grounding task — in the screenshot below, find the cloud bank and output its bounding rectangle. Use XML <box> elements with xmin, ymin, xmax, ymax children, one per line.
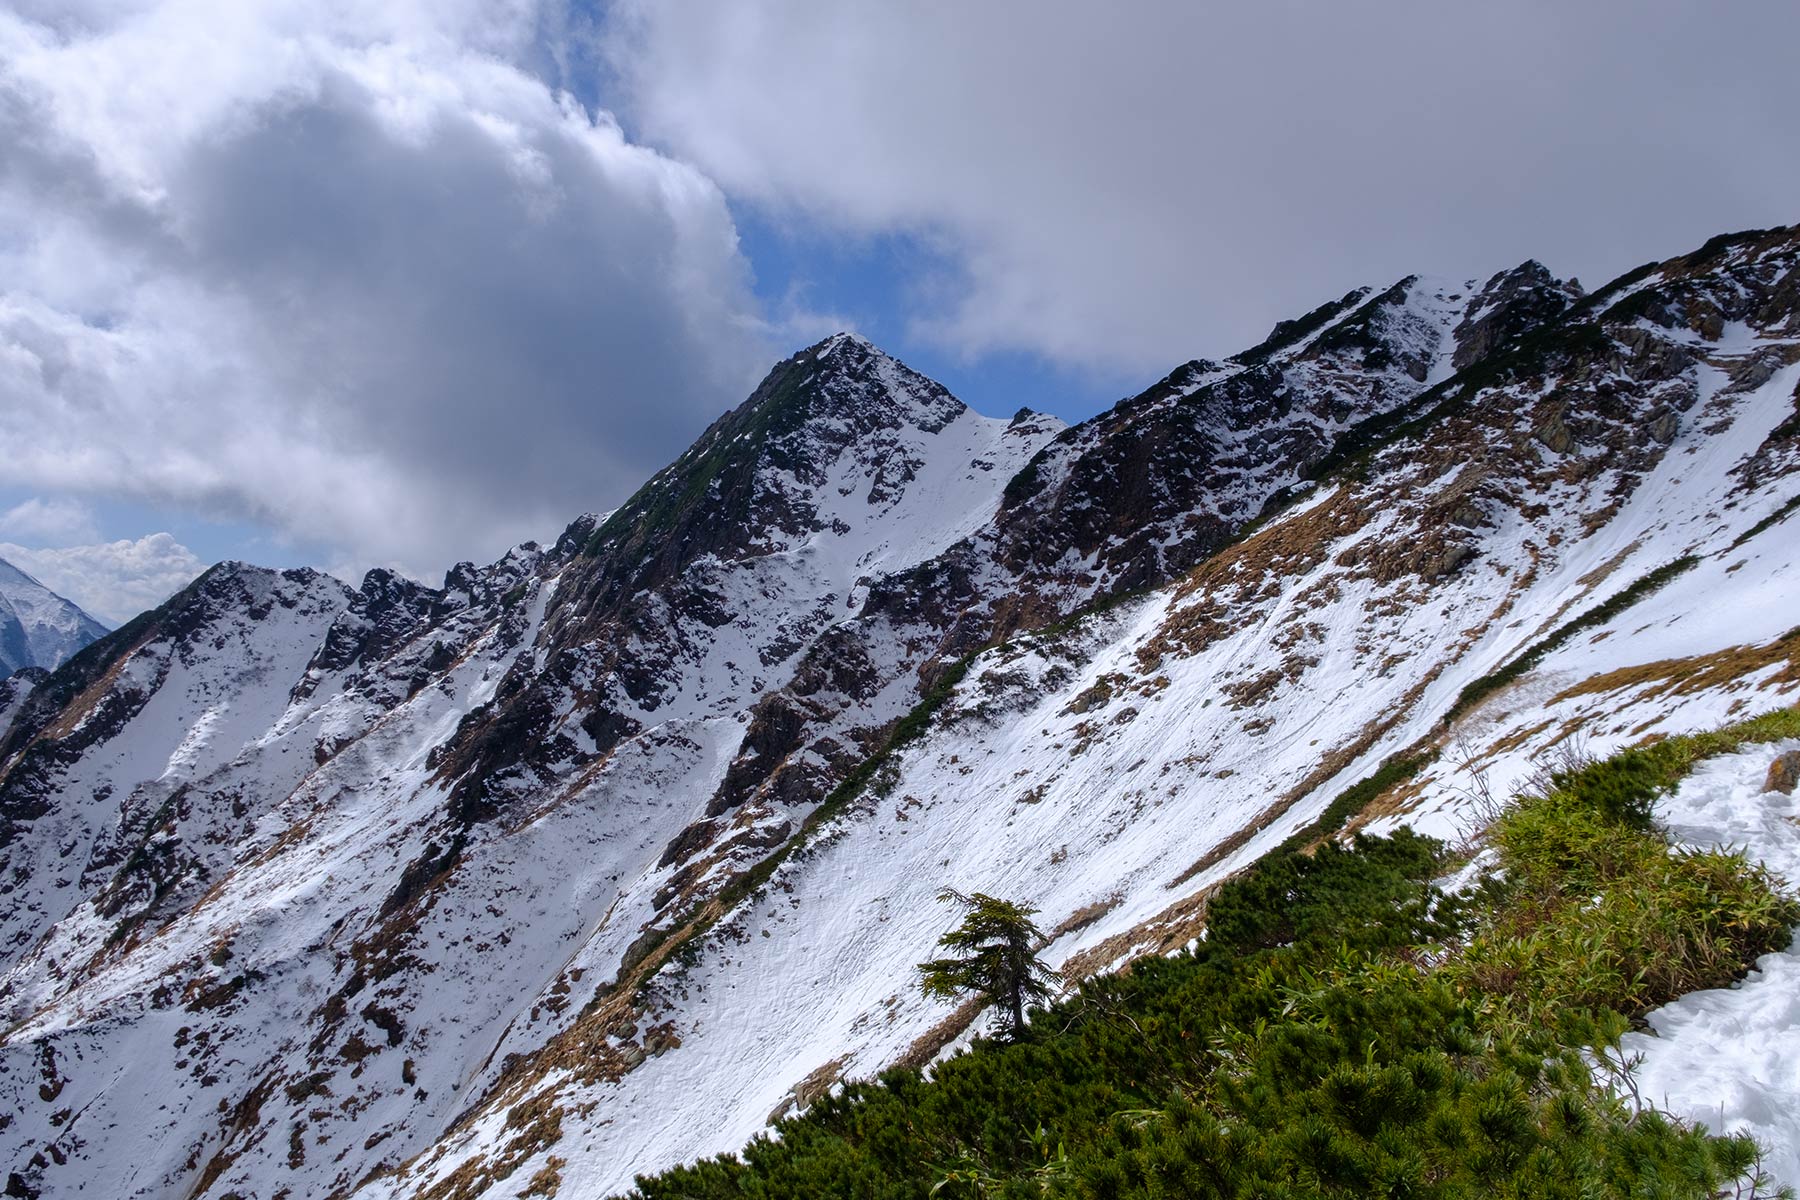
<box><xmin>0</xmin><ymin>0</ymin><xmax>772</xmax><ymax>581</ymax></box>
<box><xmin>5</xmin><ymin>0</ymin><xmax>1797</xmax><ymax>621</ymax></box>
<box><xmin>0</xmin><ymin>498</ymin><xmax>100</xmax><ymax>545</ymax></box>
<box><xmin>605</xmin><ymin>0</ymin><xmax>1800</xmax><ymax>371</ymax></box>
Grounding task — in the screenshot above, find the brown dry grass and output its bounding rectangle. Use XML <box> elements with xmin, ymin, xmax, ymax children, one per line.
<box><xmin>1057</xmin><ymin>886</ymin><xmax>1215</xmax><ymax>983</ymax></box>
<box><xmin>892</xmin><ymin>998</ymin><xmax>985</xmax><ymax>1072</ymax></box>
<box><xmin>1048</xmin><ymin>895</ymin><xmax>1121</xmax><ymax>942</ymax></box>
<box><xmin>1141</xmin><ymin>486</ymin><xmax>1371</xmax><ymax>668</ymax></box>
<box><xmin>1167</xmin><ymin>706</ymin><xmax>1406</xmax><ymax>889</ymax></box>
<box><xmin>34</xmin><ymin>630</ymin><xmax>162</xmax><ymax>746</ymax></box>
<box><xmin>791</xmin><ymin>1054</ymin><xmax>852</xmax><ymax>1111</ymax></box>
<box><xmin>411</xmin><ymin>1093</ymin><xmax>567</xmax><ymax>1200</ymax></box>
<box><xmin>1551</xmin><ymin>629</ymin><xmax>1800</xmax><ymax>705</ymax></box>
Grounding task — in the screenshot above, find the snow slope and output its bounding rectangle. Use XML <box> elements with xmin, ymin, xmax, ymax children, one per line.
<box><xmin>380</xmin><ymin>234</ymin><xmax>1800</xmax><ymax>1196</ymax></box>
<box><xmin>0</xmin><ymin>337</ymin><xmax>1071</xmax><ymax>1199</ymax></box>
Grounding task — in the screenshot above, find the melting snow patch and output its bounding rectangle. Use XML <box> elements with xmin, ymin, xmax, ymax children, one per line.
<box><xmin>1618</xmin><ymin>740</ymin><xmax>1800</xmax><ymax>1186</ymax></box>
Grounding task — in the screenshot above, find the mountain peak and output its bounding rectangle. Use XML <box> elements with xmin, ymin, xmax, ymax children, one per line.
<box><xmin>725</xmin><ymin>333</ymin><xmax>966</xmax><ymax>446</ymax></box>
<box><xmin>567</xmin><ymin>333</ymin><xmax>1014</xmax><ymax>619</ymax></box>
<box><xmin>1451</xmin><ymin>258</ymin><xmax>1584</xmax><ymax>371</ymax></box>
<box><xmin>6</xmin><ymin>223</ymin><xmax>1800</xmax><ymax>1199</ymax></box>
<box><xmin>807</xmin><ymin>329</ymin><xmax>876</xmax><ymax>358</ymax></box>
<box><xmin>0</xmin><ymin>555</ymin><xmax>109</xmax><ymax>677</ymax></box>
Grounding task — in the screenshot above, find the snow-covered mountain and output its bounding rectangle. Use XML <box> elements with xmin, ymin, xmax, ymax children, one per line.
<box><xmin>2</xmin><ymin>225</ymin><xmax>1798</xmax><ymax>1199</ymax></box>
<box><xmin>0</xmin><ymin>557</ymin><xmax>108</xmax><ymax>678</ymax></box>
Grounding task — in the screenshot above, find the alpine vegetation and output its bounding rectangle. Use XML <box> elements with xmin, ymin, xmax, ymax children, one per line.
<box><xmin>631</xmin><ymin>715</ymin><xmax>1800</xmax><ymax>1199</ymax></box>
<box><xmin>918</xmin><ymin>890</ymin><xmax>1060</xmax><ymax>1040</ymax></box>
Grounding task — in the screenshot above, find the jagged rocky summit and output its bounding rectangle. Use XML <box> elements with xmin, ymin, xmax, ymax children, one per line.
<box><xmin>2</xmin><ymin>226</ymin><xmax>1799</xmax><ymax>1198</ymax></box>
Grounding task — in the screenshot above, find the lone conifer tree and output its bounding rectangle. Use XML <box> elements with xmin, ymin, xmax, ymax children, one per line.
<box><xmin>918</xmin><ymin>889</ymin><xmax>1058</xmax><ymax>1038</ymax></box>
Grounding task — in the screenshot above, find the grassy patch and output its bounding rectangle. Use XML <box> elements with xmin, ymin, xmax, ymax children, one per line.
<box><xmin>1449</xmin><ymin>707</ymin><xmax>1800</xmax><ymax>1031</ymax></box>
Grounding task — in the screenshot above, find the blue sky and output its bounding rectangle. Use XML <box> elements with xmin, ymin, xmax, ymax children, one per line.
<box><xmin>728</xmin><ymin>204</ymin><xmax>1147</xmax><ymax>425</ymax></box>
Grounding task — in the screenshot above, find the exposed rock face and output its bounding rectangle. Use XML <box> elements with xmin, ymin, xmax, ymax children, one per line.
<box><xmin>426</xmin><ymin>333</ymin><xmax>1060</xmax><ymax>831</ymax></box>
<box><xmin>987</xmin><ymin>274</ymin><xmax>1471</xmax><ymax>612</ymax></box>
<box><xmin>1</xmin><ymin>226</ymin><xmax>1798</xmax><ymax>1200</ymax></box>
<box><xmin>1766</xmin><ymin>750</ymin><xmax>1800</xmax><ymax>795</ymax></box>
<box><xmin>1534</xmin><ymin>404</ymin><xmax>1576</xmax><ymax>454</ymax></box>
<box><xmin>0</xmin><ymin>565</ymin><xmax>353</xmax><ymax>960</ymax></box>
<box><xmin>1450</xmin><ymin>260</ymin><xmax>1584</xmax><ymax>371</ymax></box>
<box><xmin>713</xmin><ymin>273</ymin><xmax>1519</xmax><ymax>823</ymax></box>
<box><xmin>0</xmin><ymin>667</ymin><xmax>44</xmax><ymax>741</ymax></box>
<box><xmin>297</xmin><ymin>567</ymin><xmax>440</xmax><ymax>688</ymax></box>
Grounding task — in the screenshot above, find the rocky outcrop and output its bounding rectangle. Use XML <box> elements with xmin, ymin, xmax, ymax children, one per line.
<box><xmin>1451</xmin><ymin>260</ymin><xmax>1584</xmax><ymax>371</ymax></box>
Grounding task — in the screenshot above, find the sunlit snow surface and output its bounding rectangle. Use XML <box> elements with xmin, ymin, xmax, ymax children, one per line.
<box><xmin>1619</xmin><ymin>743</ymin><xmax>1800</xmax><ymax>1186</ymax></box>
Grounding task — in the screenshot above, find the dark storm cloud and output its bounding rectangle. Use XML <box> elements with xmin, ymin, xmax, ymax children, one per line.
<box><xmin>604</xmin><ymin>0</ymin><xmax>1800</xmax><ymax>370</ymax></box>
<box><xmin>169</xmin><ymin>69</ymin><xmax>765</xmax><ymax>548</ymax></box>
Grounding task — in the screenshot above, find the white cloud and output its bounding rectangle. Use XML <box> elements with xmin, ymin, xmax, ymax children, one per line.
<box><xmin>0</xmin><ymin>0</ymin><xmax>774</xmax><ymax>580</ymax></box>
<box><xmin>605</xmin><ymin>0</ymin><xmax>1800</xmax><ymax>372</ymax></box>
<box><xmin>0</xmin><ymin>533</ymin><xmax>205</xmax><ymax>626</ymax></box>
<box><xmin>0</xmin><ymin>497</ymin><xmax>100</xmax><ymax>545</ymax></box>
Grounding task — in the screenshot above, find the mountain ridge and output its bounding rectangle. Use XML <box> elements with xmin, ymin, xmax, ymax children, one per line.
<box><xmin>1</xmin><ymin>224</ymin><xmax>1797</xmax><ymax>1198</ymax></box>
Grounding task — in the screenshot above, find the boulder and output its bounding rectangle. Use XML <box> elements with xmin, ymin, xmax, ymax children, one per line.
<box><xmin>1764</xmin><ymin>750</ymin><xmax>1800</xmax><ymax>795</ymax></box>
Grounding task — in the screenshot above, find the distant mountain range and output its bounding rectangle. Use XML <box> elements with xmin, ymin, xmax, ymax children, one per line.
<box><xmin>0</xmin><ymin>556</ymin><xmax>108</xmax><ymax>678</ymax></box>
